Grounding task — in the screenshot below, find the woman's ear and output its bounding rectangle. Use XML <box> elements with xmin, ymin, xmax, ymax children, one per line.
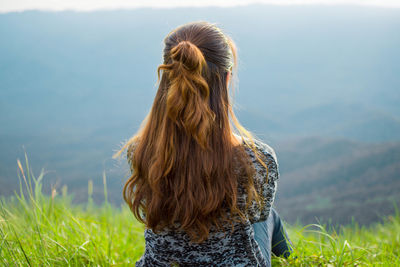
<box><xmin>226</xmin><ymin>71</ymin><xmax>231</xmax><ymax>88</ymax></box>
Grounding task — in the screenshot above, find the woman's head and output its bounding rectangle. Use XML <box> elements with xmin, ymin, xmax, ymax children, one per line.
<box><xmin>114</xmin><ymin>21</ymin><xmax>265</xmax><ymax>243</ymax></box>
<box><xmin>156</xmin><ymin>21</ymin><xmax>238</xmax><ymax>149</ymax></box>
<box><xmin>161</xmin><ymin>21</ymin><xmax>236</xmax><ymax>82</ymax></box>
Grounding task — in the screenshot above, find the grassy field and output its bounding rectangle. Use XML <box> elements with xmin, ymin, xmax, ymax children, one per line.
<box><xmin>1</xmin><ymin>154</ymin><xmax>399</xmax><ymax>266</ymax></box>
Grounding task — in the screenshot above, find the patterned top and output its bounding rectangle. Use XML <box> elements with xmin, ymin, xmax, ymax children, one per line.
<box><xmin>127</xmin><ymin>137</ymin><xmax>280</xmax><ymax>267</ymax></box>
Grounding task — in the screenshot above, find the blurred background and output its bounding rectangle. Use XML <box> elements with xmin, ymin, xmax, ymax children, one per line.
<box><xmin>1</xmin><ymin>0</ymin><xmax>399</xmax><ymax>226</ymax></box>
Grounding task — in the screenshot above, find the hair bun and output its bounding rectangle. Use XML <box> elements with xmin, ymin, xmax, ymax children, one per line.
<box><xmin>170</xmin><ymin>40</ymin><xmax>205</xmax><ymax>72</ymax></box>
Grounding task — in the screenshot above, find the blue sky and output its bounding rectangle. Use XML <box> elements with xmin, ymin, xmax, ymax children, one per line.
<box><xmin>1</xmin><ymin>0</ymin><xmax>399</xmax><ymax>13</ymax></box>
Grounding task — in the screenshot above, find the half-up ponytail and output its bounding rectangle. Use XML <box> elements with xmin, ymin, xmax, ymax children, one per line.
<box><xmin>157</xmin><ymin>41</ymin><xmax>215</xmax><ymax>149</ymax></box>
<box><xmin>114</xmin><ymin>21</ymin><xmax>267</xmax><ymax>243</ymax></box>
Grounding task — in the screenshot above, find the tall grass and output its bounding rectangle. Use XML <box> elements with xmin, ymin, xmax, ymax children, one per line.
<box><xmin>0</xmin><ymin>153</ymin><xmax>144</xmax><ymax>266</ymax></box>
<box><xmin>1</xmin><ymin>153</ymin><xmax>399</xmax><ymax>266</ymax></box>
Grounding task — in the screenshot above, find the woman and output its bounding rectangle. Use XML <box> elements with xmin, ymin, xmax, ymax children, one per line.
<box><xmin>114</xmin><ymin>21</ymin><xmax>292</xmax><ymax>266</ymax></box>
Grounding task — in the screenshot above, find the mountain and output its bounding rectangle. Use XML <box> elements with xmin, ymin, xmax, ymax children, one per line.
<box><xmin>274</xmin><ymin>137</ymin><xmax>400</xmax><ymax>225</ymax></box>
<box><xmin>0</xmin><ymin>5</ymin><xmax>399</xmax><ymax>225</ymax></box>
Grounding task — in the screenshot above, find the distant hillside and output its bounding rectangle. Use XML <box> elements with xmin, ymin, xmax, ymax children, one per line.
<box><xmin>1</xmin><ymin>6</ymin><xmax>400</xmax><ymax>226</ymax></box>
<box><xmin>237</xmin><ymin>102</ymin><xmax>400</xmax><ymax>143</ymax></box>
<box><xmin>274</xmin><ymin>137</ymin><xmax>400</xmax><ymax>225</ymax></box>
<box><xmin>2</xmin><ymin>135</ymin><xmax>399</xmax><ymax>228</ymax></box>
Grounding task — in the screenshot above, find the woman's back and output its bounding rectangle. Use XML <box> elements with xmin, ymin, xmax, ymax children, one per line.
<box><xmin>131</xmin><ymin>138</ymin><xmax>280</xmax><ymax>267</ymax></box>
<box><xmin>113</xmin><ymin>21</ymin><xmax>291</xmax><ymax>267</ymax></box>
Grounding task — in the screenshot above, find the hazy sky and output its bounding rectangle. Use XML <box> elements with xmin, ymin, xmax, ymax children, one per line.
<box><xmin>1</xmin><ymin>0</ymin><xmax>399</xmax><ymax>13</ymax></box>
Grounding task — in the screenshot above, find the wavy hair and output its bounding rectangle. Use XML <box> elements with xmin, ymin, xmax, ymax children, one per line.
<box><xmin>113</xmin><ymin>21</ymin><xmax>268</xmax><ymax>243</ymax></box>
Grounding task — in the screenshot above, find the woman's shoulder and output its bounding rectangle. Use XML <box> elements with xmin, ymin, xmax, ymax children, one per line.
<box><xmin>252</xmin><ymin>138</ymin><xmax>278</xmax><ymax>162</ymax></box>
<box><xmin>126</xmin><ymin>138</ymin><xmax>140</xmax><ymax>173</ymax></box>
<box><xmin>235</xmin><ymin>135</ymin><xmax>280</xmax><ymax>224</ymax></box>
<box><xmin>126</xmin><ymin>137</ymin><xmax>141</xmax><ymax>157</ymax></box>
<box><xmin>236</xmin><ymin>134</ymin><xmax>278</xmax><ymax>167</ymax></box>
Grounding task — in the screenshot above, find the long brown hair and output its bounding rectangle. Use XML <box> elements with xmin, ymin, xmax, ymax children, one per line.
<box><xmin>113</xmin><ymin>21</ymin><xmax>267</xmax><ymax>243</ymax></box>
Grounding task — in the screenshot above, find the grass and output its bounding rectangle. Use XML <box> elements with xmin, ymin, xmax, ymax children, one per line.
<box><xmin>1</xmin><ymin>153</ymin><xmax>399</xmax><ymax>266</ymax></box>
